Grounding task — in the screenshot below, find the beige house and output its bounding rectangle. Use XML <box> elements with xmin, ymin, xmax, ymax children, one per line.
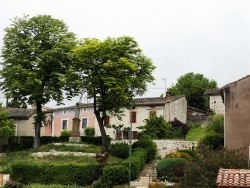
<box><xmin>101</xmin><ymin>94</ymin><xmax>187</xmax><ymax>140</ymax></box>
<box><xmin>204</xmin><ymin>89</ymin><xmax>224</xmax><ymax>115</ymax></box>
<box><xmin>221</xmin><ymin>75</ymin><xmax>250</xmax><ymax>158</ymax></box>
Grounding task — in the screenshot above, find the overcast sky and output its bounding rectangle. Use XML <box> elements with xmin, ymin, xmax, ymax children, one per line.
<box><xmin>1</xmin><ymin>0</ymin><xmax>250</xmax><ymax>107</ymax></box>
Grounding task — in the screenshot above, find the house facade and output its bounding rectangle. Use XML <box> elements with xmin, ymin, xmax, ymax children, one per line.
<box><xmin>52</xmin><ymin>103</ymin><xmax>96</xmax><ymax>137</ymax></box>
<box><xmin>204</xmin><ymin>89</ymin><xmax>224</xmax><ymax>115</ymax></box>
<box><xmin>221</xmin><ymin>75</ymin><xmax>250</xmax><ymax>157</ymax></box>
<box><xmin>101</xmin><ymin>94</ymin><xmax>187</xmax><ymax>140</ymax></box>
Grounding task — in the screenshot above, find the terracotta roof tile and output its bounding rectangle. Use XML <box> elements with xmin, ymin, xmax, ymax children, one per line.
<box><xmin>204</xmin><ymin>88</ymin><xmax>221</xmax><ymax>96</ymax></box>
<box><xmin>135</xmin><ymin>96</ymin><xmax>184</xmax><ymax>106</ymax></box>
<box><xmin>217</xmin><ymin>168</ymin><xmax>250</xmax><ymax>187</ymax></box>
<box><xmin>6</xmin><ymin>108</ymin><xmax>36</xmax><ymax>118</ymax></box>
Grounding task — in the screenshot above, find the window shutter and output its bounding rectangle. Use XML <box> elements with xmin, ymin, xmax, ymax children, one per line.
<box><xmin>130</xmin><ymin>111</ymin><xmax>136</xmax><ymax>123</ymax></box>
<box><xmin>104</xmin><ymin>116</ymin><xmax>110</xmax><ymax>126</ymax></box>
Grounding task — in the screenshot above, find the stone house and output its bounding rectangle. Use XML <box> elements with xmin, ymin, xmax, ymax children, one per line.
<box><xmin>204</xmin><ymin>88</ymin><xmax>224</xmax><ymax>115</ymax></box>
<box><xmin>102</xmin><ymin>94</ymin><xmax>187</xmax><ymax>140</ymax></box>
<box><xmin>221</xmin><ymin>75</ymin><xmax>250</xmax><ymax>158</ymax></box>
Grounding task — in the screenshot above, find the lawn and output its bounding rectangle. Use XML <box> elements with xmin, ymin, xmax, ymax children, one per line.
<box><xmin>185</xmin><ymin>126</ymin><xmax>207</xmax><ymax>141</ymax></box>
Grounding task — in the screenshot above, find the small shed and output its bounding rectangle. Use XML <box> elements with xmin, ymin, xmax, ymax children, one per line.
<box><xmin>216</xmin><ymin>168</ymin><xmax>250</xmax><ymax>188</ymax></box>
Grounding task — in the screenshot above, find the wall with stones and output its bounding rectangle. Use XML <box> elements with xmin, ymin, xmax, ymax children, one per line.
<box><xmin>210</xmin><ymin>95</ymin><xmax>224</xmax><ymax>114</ymax></box>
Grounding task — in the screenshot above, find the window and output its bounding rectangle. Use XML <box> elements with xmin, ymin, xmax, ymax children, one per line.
<box><xmin>104</xmin><ymin>116</ymin><xmax>110</xmax><ymax>126</ymax></box>
<box><xmin>13</xmin><ymin>124</ymin><xmax>17</xmax><ymax>136</ymax></box>
<box><xmin>63</xmin><ymin>110</ymin><xmax>67</xmax><ymax>114</ymax></box>
<box><xmin>130</xmin><ymin>111</ymin><xmax>137</xmax><ymax>123</ymax></box>
<box><xmin>62</xmin><ymin>120</ymin><xmax>68</xmax><ymax>130</ymax></box>
<box><xmin>149</xmin><ymin>111</ymin><xmax>157</xmax><ymax>118</ymax></box>
<box><xmin>82</xmin><ymin>118</ymin><xmax>88</xmax><ymax>129</ymax></box>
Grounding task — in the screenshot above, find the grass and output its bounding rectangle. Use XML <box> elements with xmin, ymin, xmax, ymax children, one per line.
<box><xmin>185</xmin><ymin>126</ymin><xmax>206</xmax><ymax>141</ymax></box>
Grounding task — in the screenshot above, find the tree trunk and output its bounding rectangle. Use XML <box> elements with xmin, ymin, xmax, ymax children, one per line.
<box><xmin>34</xmin><ymin>101</ymin><xmax>42</xmax><ymax>151</ymax></box>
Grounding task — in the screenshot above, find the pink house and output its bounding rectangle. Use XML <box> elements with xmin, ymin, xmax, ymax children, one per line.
<box><xmin>51</xmin><ymin>103</ymin><xmax>96</xmax><ymax>136</ymax></box>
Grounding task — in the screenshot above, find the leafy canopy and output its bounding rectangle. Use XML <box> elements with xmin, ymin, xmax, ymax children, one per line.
<box><xmin>0</xmin><ymin>103</ymin><xmax>15</xmax><ymax>137</ymax></box>
<box><xmin>0</xmin><ymin>15</ymin><xmax>77</xmax><ymax>106</ymax></box>
<box><xmin>167</xmin><ymin>72</ymin><xmax>217</xmax><ymax>110</ymax></box>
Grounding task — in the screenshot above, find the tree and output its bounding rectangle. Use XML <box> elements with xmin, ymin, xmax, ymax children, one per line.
<box><xmin>167</xmin><ymin>72</ymin><xmax>217</xmax><ymax>110</ymax></box>
<box><xmin>71</xmin><ymin>36</ymin><xmax>155</xmax><ymax>152</ymax></box>
<box><xmin>0</xmin><ymin>103</ymin><xmax>15</xmax><ymax>137</ymax></box>
<box><xmin>0</xmin><ymin>15</ymin><xmax>77</xmax><ymax>149</ymax></box>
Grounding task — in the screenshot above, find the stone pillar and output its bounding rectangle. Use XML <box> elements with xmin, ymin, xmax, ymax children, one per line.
<box><xmin>69</xmin><ymin>118</ymin><xmax>81</xmax><ymax>142</ymax></box>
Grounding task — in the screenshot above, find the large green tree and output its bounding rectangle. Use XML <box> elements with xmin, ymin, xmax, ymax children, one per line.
<box><xmin>167</xmin><ymin>72</ymin><xmax>217</xmax><ymax>110</ymax></box>
<box><xmin>0</xmin><ymin>15</ymin><xmax>77</xmax><ymax>149</ymax></box>
<box><xmin>71</xmin><ymin>36</ymin><xmax>155</xmax><ymax>152</ymax></box>
<box><xmin>0</xmin><ymin>103</ymin><xmax>15</xmax><ymax>137</ymax></box>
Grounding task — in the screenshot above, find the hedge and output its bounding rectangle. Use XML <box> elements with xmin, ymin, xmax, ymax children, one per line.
<box><xmin>11</xmin><ymin>162</ymin><xmax>101</xmax><ymax>186</ymax></box>
<box><xmin>80</xmin><ymin>136</ymin><xmax>111</xmax><ymax>147</ymax></box>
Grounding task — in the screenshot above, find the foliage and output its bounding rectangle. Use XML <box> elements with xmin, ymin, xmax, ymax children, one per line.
<box><xmin>199</xmin><ymin>133</ymin><xmax>224</xmax><ymax>150</ymax></box>
<box><xmin>177</xmin><ymin>149</ymin><xmax>196</xmax><ymax>158</ymax></box>
<box><xmin>156</xmin><ymin>158</ymin><xmax>188</xmax><ymax>182</ymax></box>
<box><xmin>169</xmin><ymin>119</ymin><xmax>190</xmax><ymax>139</ymax></box>
<box><xmin>165</xmin><ymin>151</ymin><xmax>193</xmax><ymax>161</ymax></box>
<box><xmin>84</xmin><ymin>128</ymin><xmax>95</xmax><ymax>137</ymax></box>
<box><xmin>7</xmin><ymin>98</ymin><xmax>27</xmax><ymax>109</ymax></box>
<box><xmin>11</xmin><ymin>161</ymin><xmax>101</xmax><ymax>186</ymax></box>
<box><xmin>180</xmin><ymin>146</ymin><xmax>248</xmax><ymax>188</ymax></box>
<box><xmin>188</xmin><ymin>121</ymin><xmax>201</xmax><ymax>129</ymax></box>
<box><xmin>206</xmin><ymin>114</ymin><xmax>224</xmax><ymax>134</ymax></box>
<box><xmin>132</xmin><ymin>135</ymin><xmax>157</xmax><ymax>162</ymax></box>
<box><xmin>148</xmin><ymin>181</ymin><xmax>170</xmax><ymax>188</ymax></box>
<box><xmin>167</xmin><ymin>72</ymin><xmax>217</xmax><ymax>110</ymax></box>
<box><xmin>102</xmin><ymin>165</ymin><xmax>129</xmax><ymax>187</ymax></box>
<box><xmin>25</xmin><ymin>184</ymin><xmax>83</xmax><ymax>188</ymax></box>
<box><xmin>110</xmin><ymin>142</ymin><xmax>130</xmax><ymax>159</ymax></box>
<box><xmin>70</xmin><ymin>36</ymin><xmax>155</xmax><ymax>152</ymax></box>
<box><xmin>81</xmin><ymin>136</ymin><xmax>111</xmax><ymax>147</ymax></box>
<box><xmin>4</xmin><ymin>181</ymin><xmax>24</xmax><ymax>188</ymax></box>
<box><xmin>60</xmin><ymin>130</ymin><xmax>72</xmax><ymax>137</ymax></box>
<box><xmin>8</xmin><ymin>136</ymin><xmax>34</xmax><ymax>151</ymax></box>
<box><xmin>0</xmin><ymin>104</ymin><xmax>15</xmax><ymax>137</ymax></box>
<box><xmin>185</xmin><ymin>126</ymin><xmax>206</xmax><ymax>141</ymax></box>
<box><xmin>0</xmin><ymin>15</ymin><xmax>77</xmax><ymax>149</ymax></box>
<box><xmin>138</xmin><ymin>116</ymin><xmax>172</xmax><ymax>139</ymax></box>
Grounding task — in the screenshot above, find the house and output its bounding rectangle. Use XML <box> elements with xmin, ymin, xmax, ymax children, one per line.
<box><xmin>221</xmin><ymin>75</ymin><xmax>250</xmax><ymax>157</ymax></box>
<box><xmin>6</xmin><ymin>107</ymin><xmax>52</xmax><ymax>137</ymax></box>
<box><xmin>216</xmin><ymin>168</ymin><xmax>250</xmax><ymax>187</ymax></box>
<box><xmin>204</xmin><ymin>88</ymin><xmax>224</xmax><ymax>114</ymax></box>
<box><xmin>52</xmin><ymin>103</ymin><xmax>96</xmax><ymax>137</ymax></box>
<box><xmin>186</xmin><ymin>106</ymin><xmax>210</xmax><ymax>122</ymax></box>
<box><xmin>102</xmin><ymin>94</ymin><xmax>187</xmax><ymax>140</ymax></box>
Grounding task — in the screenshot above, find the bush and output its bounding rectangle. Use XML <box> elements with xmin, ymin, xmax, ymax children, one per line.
<box><xmin>206</xmin><ymin>114</ymin><xmax>224</xmax><ymax>134</ymax></box>
<box><xmin>188</xmin><ymin>121</ymin><xmax>201</xmax><ymax>129</ymax></box>
<box><xmin>84</xmin><ymin>128</ymin><xmax>95</xmax><ymax>137</ymax></box>
<box><xmin>102</xmin><ymin>165</ymin><xmax>129</xmax><ymax>187</ymax></box>
<box><xmin>156</xmin><ymin>158</ymin><xmax>188</xmax><ymax>182</ymax></box>
<box><xmin>178</xmin><ymin>149</ymin><xmax>196</xmax><ymax>158</ymax></box>
<box><xmin>81</xmin><ymin>136</ymin><xmax>111</xmax><ymax>147</ymax></box>
<box><xmin>110</xmin><ymin>142</ymin><xmax>130</xmax><ymax>159</ymax></box>
<box><xmin>4</xmin><ymin>181</ymin><xmax>24</xmax><ymax>188</ymax></box>
<box><xmin>199</xmin><ymin>133</ymin><xmax>224</xmax><ymax>150</ymax></box>
<box><xmin>8</xmin><ymin>136</ymin><xmax>34</xmax><ymax>151</ymax></box>
<box><xmin>11</xmin><ymin>162</ymin><xmax>101</xmax><ymax>186</ymax></box>
<box><xmin>170</xmin><ymin>119</ymin><xmax>190</xmax><ymax>139</ymax></box>
<box><xmin>180</xmin><ymin>146</ymin><xmax>248</xmax><ymax>188</ymax></box>
<box><xmin>60</xmin><ymin>130</ymin><xmax>72</xmax><ymax>137</ymax></box>
<box><xmin>165</xmin><ymin>151</ymin><xmax>193</xmax><ymax>161</ymax></box>
<box><xmin>132</xmin><ymin>136</ymin><xmax>157</xmax><ymax>162</ymax></box>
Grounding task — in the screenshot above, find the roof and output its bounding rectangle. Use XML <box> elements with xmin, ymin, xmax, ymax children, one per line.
<box><xmin>134</xmin><ymin>95</ymin><xmax>185</xmax><ymax>106</ymax></box>
<box><xmin>216</xmin><ymin>168</ymin><xmax>250</xmax><ymax>187</ymax></box>
<box><xmin>222</xmin><ymin>75</ymin><xmax>250</xmax><ymax>89</ymax></box>
<box><xmin>204</xmin><ymin>89</ymin><xmax>221</xmax><ymax>96</ymax></box>
<box><xmin>52</xmin><ymin>102</ymin><xmax>94</xmax><ymax>111</ymax></box>
<box><xmin>6</xmin><ymin>108</ymin><xmax>36</xmax><ymax>119</ymax></box>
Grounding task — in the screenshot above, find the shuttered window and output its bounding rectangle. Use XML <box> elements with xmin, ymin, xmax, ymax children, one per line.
<box><xmin>149</xmin><ymin>111</ymin><xmax>157</xmax><ymax>118</ymax></box>
<box><xmin>104</xmin><ymin>116</ymin><xmax>110</xmax><ymax>126</ymax></box>
<box><xmin>130</xmin><ymin>111</ymin><xmax>137</xmax><ymax>123</ymax></box>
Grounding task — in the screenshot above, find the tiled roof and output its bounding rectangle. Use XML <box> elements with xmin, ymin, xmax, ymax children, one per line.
<box><xmin>204</xmin><ymin>89</ymin><xmax>221</xmax><ymax>96</ymax></box>
<box><xmin>216</xmin><ymin>168</ymin><xmax>250</xmax><ymax>187</ymax></box>
<box><xmin>52</xmin><ymin>103</ymin><xmax>94</xmax><ymax>111</ymax></box>
<box><xmin>135</xmin><ymin>96</ymin><xmax>184</xmax><ymax>106</ymax></box>
<box><xmin>6</xmin><ymin>108</ymin><xmax>36</xmax><ymax>118</ymax></box>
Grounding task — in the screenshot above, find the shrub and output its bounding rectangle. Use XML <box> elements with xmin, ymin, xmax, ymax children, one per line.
<box><xmin>199</xmin><ymin>133</ymin><xmax>224</xmax><ymax>150</ymax></box>
<box><xmin>84</xmin><ymin>128</ymin><xmax>95</xmax><ymax>137</ymax></box>
<box><xmin>4</xmin><ymin>181</ymin><xmax>24</xmax><ymax>188</ymax></box>
<box><xmin>180</xmin><ymin>146</ymin><xmax>248</xmax><ymax>188</ymax></box>
<box><xmin>132</xmin><ymin>136</ymin><xmax>157</xmax><ymax>162</ymax></box>
<box><xmin>206</xmin><ymin>114</ymin><xmax>224</xmax><ymax>134</ymax></box>
<box><xmin>188</xmin><ymin>121</ymin><xmax>201</xmax><ymax>129</ymax></box>
<box><xmin>165</xmin><ymin>151</ymin><xmax>193</xmax><ymax>161</ymax></box>
<box><xmin>8</xmin><ymin>136</ymin><xmax>34</xmax><ymax>151</ymax></box>
<box><xmin>60</xmin><ymin>130</ymin><xmax>72</xmax><ymax>137</ymax></box>
<box><xmin>81</xmin><ymin>136</ymin><xmax>111</xmax><ymax>147</ymax></box>
<box><xmin>110</xmin><ymin>142</ymin><xmax>130</xmax><ymax>159</ymax></box>
<box><xmin>156</xmin><ymin>158</ymin><xmax>188</xmax><ymax>182</ymax></box>
<box><xmin>178</xmin><ymin>149</ymin><xmax>196</xmax><ymax>158</ymax></box>
<box><xmin>102</xmin><ymin>165</ymin><xmax>129</xmax><ymax>187</ymax></box>
<box><xmin>170</xmin><ymin>119</ymin><xmax>190</xmax><ymax>139</ymax></box>
<box><xmin>11</xmin><ymin>162</ymin><xmax>101</xmax><ymax>186</ymax></box>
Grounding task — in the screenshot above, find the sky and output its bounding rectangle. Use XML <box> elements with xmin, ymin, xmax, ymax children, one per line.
<box><xmin>1</xmin><ymin>0</ymin><xmax>250</xmax><ymax>108</ymax></box>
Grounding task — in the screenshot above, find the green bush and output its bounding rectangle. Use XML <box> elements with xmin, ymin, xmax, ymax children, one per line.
<box><xmin>188</xmin><ymin>121</ymin><xmax>201</xmax><ymax>129</ymax></box>
<box><xmin>8</xmin><ymin>136</ymin><xmax>34</xmax><ymax>151</ymax></box>
<box><xmin>11</xmin><ymin>162</ymin><xmax>101</xmax><ymax>186</ymax></box>
<box><xmin>199</xmin><ymin>133</ymin><xmax>224</xmax><ymax>150</ymax></box>
<box><xmin>60</xmin><ymin>130</ymin><xmax>72</xmax><ymax>137</ymax></box>
<box><xmin>81</xmin><ymin>136</ymin><xmax>111</xmax><ymax>147</ymax></box>
<box><xmin>84</xmin><ymin>128</ymin><xmax>95</xmax><ymax>137</ymax></box>
<box><xmin>156</xmin><ymin>158</ymin><xmax>188</xmax><ymax>182</ymax></box>
<box><xmin>165</xmin><ymin>151</ymin><xmax>193</xmax><ymax>161</ymax></box>
<box><xmin>206</xmin><ymin>114</ymin><xmax>224</xmax><ymax>134</ymax></box>
<box><xmin>180</xmin><ymin>146</ymin><xmax>248</xmax><ymax>188</ymax></box>
<box><xmin>102</xmin><ymin>165</ymin><xmax>129</xmax><ymax>187</ymax></box>
<box><xmin>4</xmin><ymin>181</ymin><xmax>24</xmax><ymax>188</ymax></box>
<box><xmin>132</xmin><ymin>136</ymin><xmax>157</xmax><ymax>162</ymax></box>
<box><xmin>110</xmin><ymin>142</ymin><xmax>130</xmax><ymax>159</ymax></box>
<box><xmin>178</xmin><ymin>149</ymin><xmax>196</xmax><ymax>158</ymax></box>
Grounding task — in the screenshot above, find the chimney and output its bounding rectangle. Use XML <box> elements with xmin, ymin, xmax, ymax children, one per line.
<box><xmin>165</xmin><ymin>92</ymin><xmax>171</xmax><ymax>100</ymax></box>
